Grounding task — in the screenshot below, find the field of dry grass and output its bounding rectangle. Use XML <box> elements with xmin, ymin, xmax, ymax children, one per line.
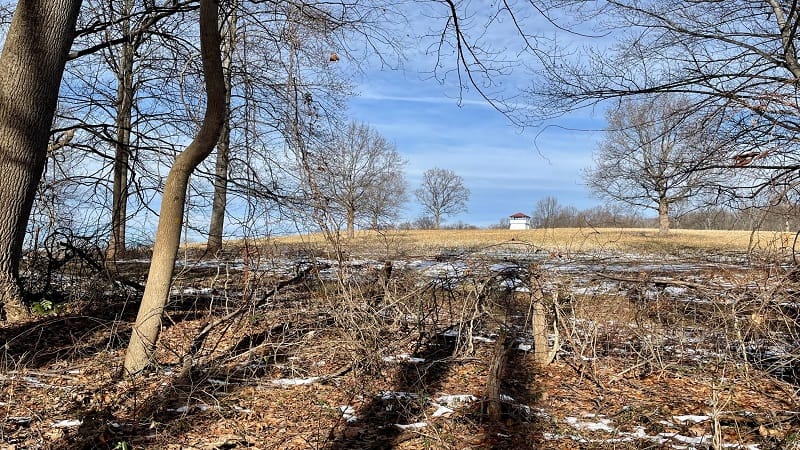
<box><xmin>269</xmin><ymin>227</ymin><xmax>796</xmax><ymax>257</ymax></box>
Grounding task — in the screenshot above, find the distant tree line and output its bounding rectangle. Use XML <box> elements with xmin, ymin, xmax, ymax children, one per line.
<box><xmin>504</xmin><ymin>196</ymin><xmax>800</xmax><ymax>232</ymax></box>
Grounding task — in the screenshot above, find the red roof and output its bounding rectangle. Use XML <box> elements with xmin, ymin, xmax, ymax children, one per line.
<box><xmin>509</xmin><ymin>212</ymin><xmax>530</xmax><ymax>218</ymax></box>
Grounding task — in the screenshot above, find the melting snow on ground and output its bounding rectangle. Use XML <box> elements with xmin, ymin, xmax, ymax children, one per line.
<box><xmin>382</xmin><ymin>354</ymin><xmax>426</xmax><ymax>363</ymax></box>
<box><xmin>394</xmin><ymin>422</ymin><xmax>427</xmax><ymax>430</ymax></box>
<box><xmin>51</xmin><ymin>419</ymin><xmax>82</xmax><ymax>428</ymax></box>
<box><xmin>552</xmin><ymin>413</ymin><xmax>763</xmax><ymax>449</ymax></box>
<box><xmin>338</xmin><ymin>405</ymin><xmax>358</xmax><ymax>423</ymax></box>
<box><xmin>270</xmin><ymin>376</ymin><xmax>319</xmax><ymax>386</ymax></box>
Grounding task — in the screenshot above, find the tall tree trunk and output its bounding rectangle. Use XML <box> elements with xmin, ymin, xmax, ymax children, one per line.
<box><xmin>658</xmin><ymin>197</ymin><xmax>670</xmax><ymax>235</ymax></box>
<box><xmin>123</xmin><ymin>0</ymin><xmax>225</xmax><ymax>376</ymax></box>
<box><xmin>207</xmin><ymin>5</ymin><xmax>237</xmax><ymax>254</ymax></box>
<box><xmin>346</xmin><ymin>207</ymin><xmax>355</xmax><ymax>238</ymax></box>
<box><xmin>0</xmin><ymin>0</ymin><xmax>82</xmax><ymax>322</ymax></box>
<box><xmin>108</xmin><ymin>2</ymin><xmax>136</xmax><ymax>261</ymax></box>
<box><xmin>434</xmin><ymin>212</ymin><xmax>440</xmax><ymax>230</ymax></box>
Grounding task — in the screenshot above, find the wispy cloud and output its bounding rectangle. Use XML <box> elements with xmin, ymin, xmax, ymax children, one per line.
<box><xmin>342</xmin><ymin>9</ymin><xmax>609</xmax><ymax>227</ymax></box>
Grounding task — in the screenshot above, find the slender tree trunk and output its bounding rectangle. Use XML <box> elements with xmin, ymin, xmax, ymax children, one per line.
<box><xmin>346</xmin><ymin>207</ymin><xmax>355</xmax><ymax>238</ymax></box>
<box><xmin>658</xmin><ymin>197</ymin><xmax>670</xmax><ymax>235</ymax></box>
<box><xmin>434</xmin><ymin>212</ymin><xmax>440</xmax><ymax>230</ymax></box>
<box><xmin>123</xmin><ymin>0</ymin><xmax>225</xmax><ymax>376</ymax></box>
<box><xmin>207</xmin><ymin>123</ymin><xmax>229</xmax><ymax>253</ymax></box>
<box><xmin>0</xmin><ymin>0</ymin><xmax>82</xmax><ymax>322</ymax></box>
<box><xmin>207</xmin><ymin>5</ymin><xmax>237</xmax><ymax>254</ymax></box>
<box><xmin>108</xmin><ymin>4</ymin><xmax>136</xmax><ymax>261</ymax></box>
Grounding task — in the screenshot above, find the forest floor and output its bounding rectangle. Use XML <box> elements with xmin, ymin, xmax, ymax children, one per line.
<box><xmin>1</xmin><ymin>231</ymin><xmax>800</xmax><ymax>449</ymax></box>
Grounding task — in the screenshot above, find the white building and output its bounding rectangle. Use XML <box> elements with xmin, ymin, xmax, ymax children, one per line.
<box><xmin>509</xmin><ymin>212</ymin><xmax>531</xmax><ymax>230</ymax></box>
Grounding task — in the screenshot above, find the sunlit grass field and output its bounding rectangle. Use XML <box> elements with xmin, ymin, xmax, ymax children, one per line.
<box><xmin>268</xmin><ymin>227</ymin><xmax>796</xmax><ymax>256</ymax></box>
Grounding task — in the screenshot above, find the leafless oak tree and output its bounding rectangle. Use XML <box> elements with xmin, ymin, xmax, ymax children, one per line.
<box><xmin>535</xmin><ymin>0</ymin><xmax>800</xmax><ymax>196</ymax></box>
<box><xmin>309</xmin><ymin>121</ymin><xmax>407</xmax><ymax>238</ymax></box>
<box><xmin>415</xmin><ymin>168</ymin><xmax>470</xmax><ymax>229</ymax></box>
<box><xmin>585</xmin><ymin>96</ymin><xmax>723</xmax><ymax>234</ymax></box>
<box><xmin>531</xmin><ymin>196</ymin><xmax>561</xmax><ymax>229</ymax></box>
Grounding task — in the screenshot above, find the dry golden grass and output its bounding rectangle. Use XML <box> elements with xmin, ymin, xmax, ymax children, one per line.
<box><xmin>267</xmin><ymin>227</ymin><xmax>796</xmax><ymax>256</ymax></box>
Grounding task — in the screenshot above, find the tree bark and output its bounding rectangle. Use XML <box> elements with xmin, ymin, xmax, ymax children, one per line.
<box><xmin>485</xmin><ymin>328</ymin><xmax>512</xmax><ymax>422</ymax></box>
<box><xmin>207</xmin><ymin>5</ymin><xmax>237</xmax><ymax>254</ymax></box>
<box><xmin>0</xmin><ymin>0</ymin><xmax>82</xmax><ymax>322</ymax></box>
<box><xmin>108</xmin><ymin>0</ymin><xmax>136</xmax><ymax>261</ymax></box>
<box><xmin>123</xmin><ymin>0</ymin><xmax>225</xmax><ymax>376</ymax></box>
<box><xmin>206</xmin><ymin>122</ymin><xmax>229</xmax><ymax>253</ymax></box>
<box><xmin>346</xmin><ymin>207</ymin><xmax>355</xmax><ymax>238</ymax></box>
<box><xmin>658</xmin><ymin>197</ymin><xmax>670</xmax><ymax>235</ymax></box>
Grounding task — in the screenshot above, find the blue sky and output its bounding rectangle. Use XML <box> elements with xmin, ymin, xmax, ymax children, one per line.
<box><xmin>333</xmin><ymin>3</ymin><xmax>616</xmax><ymax>228</ymax></box>
<box><xmin>346</xmin><ymin>68</ymin><xmax>606</xmax><ymax>228</ymax></box>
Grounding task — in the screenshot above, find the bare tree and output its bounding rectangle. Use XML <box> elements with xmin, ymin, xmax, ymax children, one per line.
<box><xmin>535</xmin><ymin>0</ymin><xmax>800</xmax><ymax>196</ymax></box>
<box><xmin>363</xmin><ymin>169</ymin><xmax>408</xmax><ymax>230</ymax></box>
<box><xmin>106</xmin><ymin>0</ymin><xmax>138</xmax><ymax>260</ymax></box>
<box><xmin>309</xmin><ymin>121</ymin><xmax>406</xmax><ymax>238</ymax></box>
<box><xmin>204</xmin><ymin>0</ymin><xmax>356</xmax><ymax>249</ymax></box>
<box><xmin>531</xmin><ymin>196</ymin><xmax>561</xmax><ymax>229</ymax></box>
<box><xmin>415</xmin><ymin>168</ymin><xmax>470</xmax><ymax>229</ymax></box>
<box><xmin>123</xmin><ymin>0</ymin><xmax>224</xmax><ymax>376</ymax></box>
<box><xmin>584</xmin><ymin>95</ymin><xmax>720</xmax><ymax>234</ymax></box>
<box><xmin>0</xmin><ymin>0</ymin><xmax>82</xmax><ymax>322</ymax></box>
<box><xmin>58</xmin><ymin>0</ymin><xmax>200</xmax><ymax>261</ymax></box>
<box><xmin>206</xmin><ymin>1</ymin><xmax>238</xmax><ymax>254</ymax></box>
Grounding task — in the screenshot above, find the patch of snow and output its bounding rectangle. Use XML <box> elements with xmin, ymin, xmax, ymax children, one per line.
<box><xmin>550</xmin><ymin>414</ymin><xmax>763</xmax><ymax>450</ymax></box>
<box><xmin>431</xmin><ymin>405</ymin><xmax>454</xmax><ymax>417</ymax></box>
<box><xmin>338</xmin><ymin>405</ymin><xmax>357</xmax><ymax>423</ymax></box>
<box><xmin>271</xmin><ymin>377</ymin><xmax>319</xmax><ymax>386</ymax></box>
<box><xmin>664</xmin><ymin>286</ymin><xmax>688</xmax><ymax>296</ymax></box>
<box><xmin>658</xmin><ymin>432</ymin><xmax>711</xmax><ymax>445</ymax></box>
<box><xmin>382</xmin><ymin>353</ymin><xmax>426</xmax><ymax>363</ymax></box>
<box><xmin>435</xmin><ymin>394</ymin><xmax>478</xmax><ymax>406</ymax></box>
<box><xmin>472</xmin><ymin>335</ymin><xmax>496</xmax><ymax>343</ymax></box>
<box><xmin>379</xmin><ymin>391</ymin><xmax>419</xmax><ymax>401</ymax></box>
<box><xmin>23</xmin><ymin>376</ymin><xmax>42</xmax><ymax>385</ymax></box>
<box><xmin>672</xmin><ymin>414</ymin><xmax>711</xmax><ymax>423</ymax></box>
<box><xmin>394</xmin><ymin>422</ymin><xmax>427</xmax><ymax>430</ymax></box>
<box><xmin>208</xmin><ymin>378</ymin><xmax>229</xmax><ymax>386</ymax></box>
<box><xmin>564</xmin><ymin>415</ymin><xmax>616</xmax><ymax>432</ymax></box>
<box><xmin>499</xmin><ymin>277</ymin><xmax>530</xmax><ymax>292</ymax></box>
<box><xmin>518</xmin><ymin>343</ymin><xmax>532</xmax><ymax>351</ymax></box>
<box><xmin>52</xmin><ymin>419</ymin><xmax>82</xmax><ymax>428</ymax></box>
<box><xmin>8</xmin><ymin>416</ymin><xmax>31</xmax><ymax>424</ymax></box>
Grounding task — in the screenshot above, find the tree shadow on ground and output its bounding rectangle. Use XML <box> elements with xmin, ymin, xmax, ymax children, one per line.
<box><xmin>40</xmin><ymin>321</ymin><xmax>314</xmax><ymax>450</ymax></box>
<box><xmin>0</xmin><ymin>290</ymin><xmax>234</xmax><ymax>371</ymax></box>
<box><xmin>326</xmin><ymin>332</ymin><xmax>457</xmax><ymax>449</ymax></box>
<box><xmin>485</xmin><ymin>346</ymin><xmax>547</xmax><ymax>450</ymax></box>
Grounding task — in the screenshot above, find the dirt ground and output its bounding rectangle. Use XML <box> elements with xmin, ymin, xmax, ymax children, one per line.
<box><xmin>1</xmin><ymin>243</ymin><xmax>799</xmax><ymax>449</ymax></box>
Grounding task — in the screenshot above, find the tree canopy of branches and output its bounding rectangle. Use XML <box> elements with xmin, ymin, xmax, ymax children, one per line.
<box><xmin>584</xmin><ymin>95</ymin><xmax>721</xmax><ymax>234</ymax></box>
<box><xmin>414</xmin><ymin>168</ymin><xmax>470</xmax><ymax>229</ymax></box>
<box><xmin>535</xmin><ymin>0</ymin><xmax>800</xmax><ymax>199</ymax></box>
<box><xmin>531</xmin><ymin>196</ymin><xmax>561</xmax><ymax>229</ymax></box>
